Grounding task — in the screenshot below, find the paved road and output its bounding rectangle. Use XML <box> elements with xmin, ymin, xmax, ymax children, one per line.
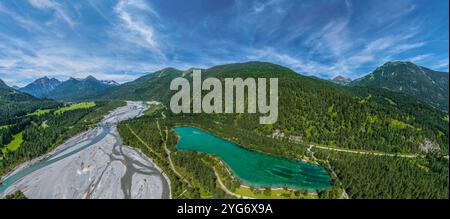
<box><xmin>0</xmin><ymin>101</ymin><xmax>171</xmax><ymax>199</ymax></box>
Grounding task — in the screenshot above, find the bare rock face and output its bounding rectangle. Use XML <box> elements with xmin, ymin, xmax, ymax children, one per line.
<box><xmin>419</xmin><ymin>140</ymin><xmax>439</xmax><ymax>153</ymax></box>
<box><xmin>331</xmin><ymin>75</ymin><xmax>352</xmax><ymax>85</ymax></box>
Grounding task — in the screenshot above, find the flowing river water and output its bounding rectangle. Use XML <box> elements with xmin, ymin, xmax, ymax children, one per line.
<box><xmin>0</xmin><ymin>101</ymin><xmax>170</xmax><ymax>199</ymax></box>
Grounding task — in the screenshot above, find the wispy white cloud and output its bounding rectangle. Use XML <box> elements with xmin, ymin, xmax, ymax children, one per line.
<box><xmin>113</xmin><ymin>0</ymin><xmax>163</xmax><ymax>56</ymax></box>
<box><xmin>407</xmin><ymin>54</ymin><xmax>433</xmax><ymax>63</ymax></box>
<box><xmin>305</xmin><ymin>19</ymin><xmax>352</xmax><ymax>58</ymax></box>
<box><xmin>86</xmin><ymin>0</ymin><xmax>112</xmax><ymax>24</ymax></box>
<box><xmin>0</xmin><ymin>3</ymin><xmax>42</xmax><ymax>32</ymax></box>
<box><xmin>0</xmin><ymin>58</ymin><xmax>19</xmax><ymax>68</ymax></box>
<box><xmin>247</xmin><ymin>48</ymin><xmax>337</xmax><ymax>77</ymax></box>
<box><xmin>0</xmin><ymin>33</ymin><xmax>164</xmax><ymax>86</ymax></box>
<box><xmin>28</xmin><ymin>0</ymin><xmax>75</xmax><ymax>28</ymax></box>
<box><xmin>247</xmin><ymin>28</ymin><xmax>429</xmax><ymax>79</ymax></box>
<box><xmin>252</xmin><ymin>0</ymin><xmax>277</xmax><ymax>14</ymax></box>
<box><xmin>0</xmin><ymin>0</ymin><xmax>447</xmax><ymax>86</ymax></box>
<box><xmin>433</xmin><ymin>59</ymin><xmax>449</xmax><ymax>71</ymax></box>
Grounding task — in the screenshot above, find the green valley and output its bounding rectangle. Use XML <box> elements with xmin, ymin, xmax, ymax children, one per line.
<box><xmin>1</xmin><ymin>0</ymin><xmax>448</xmax><ymax>204</ymax></box>
<box><xmin>1</xmin><ymin>61</ymin><xmax>448</xmax><ymax>199</ymax></box>
<box><xmin>350</xmin><ymin>61</ymin><xmax>449</xmax><ymax>111</ymax></box>
<box><xmin>113</xmin><ymin>61</ymin><xmax>448</xmax><ymax>199</ymax></box>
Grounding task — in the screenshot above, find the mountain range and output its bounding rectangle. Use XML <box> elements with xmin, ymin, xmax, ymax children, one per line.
<box><xmin>19</xmin><ymin>76</ymin><xmax>61</xmax><ymax>98</ymax></box>
<box><xmin>18</xmin><ymin>76</ymin><xmax>118</xmax><ymax>101</ymax></box>
<box><xmin>14</xmin><ymin>61</ymin><xmax>448</xmax><ymax>113</ymax></box>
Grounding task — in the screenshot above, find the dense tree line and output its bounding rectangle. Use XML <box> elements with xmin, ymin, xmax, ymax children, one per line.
<box><xmin>172</xmin><ymin>151</ymin><xmax>225</xmax><ymax>198</ymax></box>
<box><xmin>112</xmin><ymin>61</ymin><xmax>448</xmax><ymax>154</ymax></box>
<box><xmin>4</xmin><ymin>190</ymin><xmax>27</xmax><ymax>199</ymax></box>
<box><xmin>118</xmin><ymin>117</ymin><xmax>198</xmax><ymax>198</ymax></box>
<box><xmin>118</xmin><ymin>113</ymin><xmax>233</xmax><ymax>199</ymax></box>
<box><xmin>314</xmin><ymin>150</ymin><xmax>448</xmax><ymax>199</ymax></box>
<box><xmin>0</xmin><ymin>88</ymin><xmax>60</xmax><ymax>123</ymax></box>
<box><xmin>120</xmin><ymin>101</ymin><xmax>448</xmax><ymax>199</ymax></box>
<box><xmin>156</xmin><ymin>63</ymin><xmax>449</xmax><ymax>154</ymax></box>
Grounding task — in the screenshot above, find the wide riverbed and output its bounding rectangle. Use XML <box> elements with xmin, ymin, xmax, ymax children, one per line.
<box><xmin>174</xmin><ymin>126</ymin><xmax>331</xmax><ymax>190</ymax></box>
<box><xmin>0</xmin><ymin>101</ymin><xmax>170</xmax><ymax>199</ymax></box>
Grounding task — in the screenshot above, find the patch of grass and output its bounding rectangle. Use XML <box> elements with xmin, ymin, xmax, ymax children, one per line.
<box><xmin>2</xmin><ymin>132</ymin><xmax>23</xmax><ymax>155</ymax></box>
<box><xmin>144</xmin><ymin>103</ymin><xmax>165</xmax><ymax>116</ymax></box>
<box><xmin>443</xmin><ymin>115</ymin><xmax>449</xmax><ymax>122</ymax></box>
<box><xmin>389</xmin><ymin>119</ymin><xmax>414</xmax><ymax>129</ymax></box>
<box><xmin>27</xmin><ymin>108</ymin><xmax>51</xmax><ymax>116</ymax></box>
<box><xmin>54</xmin><ymin>102</ymin><xmax>96</xmax><ymax>115</ymax></box>
<box><xmin>0</xmin><ymin>125</ymin><xmax>9</xmax><ymax>129</ymax></box>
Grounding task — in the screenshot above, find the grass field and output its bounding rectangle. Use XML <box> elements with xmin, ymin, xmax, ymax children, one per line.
<box><xmin>54</xmin><ymin>102</ymin><xmax>96</xmax><ymax>115</ymax></box>
<box><xmin>27</xmin><ymin>109</ymin><xmax>51</xmax><ymax>116</ymax></box>
<box><xmin>26</xmin><ymin>102</ymin><xmax>97</xmax><ymax>117</ymax></box>
<box><xmin>144</xmin><ymin>103</ymin><xmax>165</xmax><ymax>116</ymax></box>
<box><xmin>2</xmin><ymin>132</ymin><xmax>23</xmax><ymax>155</ymax></box>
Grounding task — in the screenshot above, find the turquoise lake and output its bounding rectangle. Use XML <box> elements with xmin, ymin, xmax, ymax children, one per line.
<box><xmin>174</xmin><ymin>126</ymin><xmax>331</xmax><ymax>190</ymax></box>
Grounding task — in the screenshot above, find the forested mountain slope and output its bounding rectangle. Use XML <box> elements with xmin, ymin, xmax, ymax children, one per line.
<box><xmin>94</xmin><ymin>68</ymin><xmax>183</xmax><ymax>101</ymax></box>
<box><xmin>102</xmin><ymin>61</ymin><xmax>449</xmax><ymax>154</ymax></box>
<box><xmin>351</xmin><ymin>61</ymin><xmax>449</xmax><ymax>111</ymax></box>
<box><xmin>0</xmin><ymin>79</ymin><xmax>59</xmax><ymax>121</ymax></box>
<box><xmin>46</xmin><ymin>76</ymin><xmax>117</xmax><ymax>101</ymax></box>
<box><xmin>113</xmin><ymin>61</ymin><xmax>448</xmax><ymax>199</ymax></box>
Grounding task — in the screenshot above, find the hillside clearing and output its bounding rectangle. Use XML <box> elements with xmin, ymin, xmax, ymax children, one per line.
<box><xmin>54</xmin><ymin>102</ymin><xmax>96</xmax><ymax>115</ymax></box>
<box><xmin>2</xmin><ymin>132</ymin><xmax>23</xmax><ymax>155</ymax></box>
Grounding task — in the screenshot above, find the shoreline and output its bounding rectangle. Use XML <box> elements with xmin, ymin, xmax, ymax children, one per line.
<box><xmin>173</xmin><ymin>124</ymin><xmax>331</xmax><ymax>192</ymax></box>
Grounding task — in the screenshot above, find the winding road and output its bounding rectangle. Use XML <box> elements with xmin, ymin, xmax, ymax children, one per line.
<box><xmin>0</xmin><ymin>101</ymin><xmax>170</xmax><ymax>199</ymax></box>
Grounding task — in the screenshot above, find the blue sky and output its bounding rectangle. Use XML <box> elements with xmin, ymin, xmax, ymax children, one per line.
<box><xmin>0</xmin><ymin>0</ymin><xmax>448</xmax><ymax>86</ymax></box>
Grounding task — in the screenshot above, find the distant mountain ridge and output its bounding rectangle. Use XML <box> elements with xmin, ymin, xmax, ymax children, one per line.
<box><xmin>1</xmin><ymin>61</ymin><xmax>448</xmax><ymax>154</ymax></box>
<box><xmin>19</xmin><ymin>76</ymin><xmax>118</xmax><ymax>101</ymax></box>
<box><xmin>20</xmin><ymin>76</ymin><xmax>62</xmax><ymax>98</ymax></box>
<box><xmin>92</xmin><ymin>61</ymin><xmax>449</xmax><ymax>112</ymax></box>
<box><xmin>93</xmin><ymin>62</ymin><xmax>301</xmax><ymax>101</ymax></box>
<box><xmin>350</xmin><ymin>61</ymin><xmax>449</xmax><ymax>110</ymax></box>
<box><xmin>47</xmin><ymin>75</ymin><xmax>118</xmax><ymax>101</ymax></box>
<box><xmin>0</xmin><ymin>79</ymin><xmax>7</xmax><ymax>88</ymax></box>
<box><xmin>92</xmin><ymin>67</ymin><xmax>184</xmax><ymax>101</ymax></box>
<box><xmin>331</xmin><ymin>75</ymin><xmax>352</xmax><ymax>85</ymax></box>
<box><xmin>13</xmin><ymin>61</ymin><xmax>450</xmax><ymax>111</ymax></box>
